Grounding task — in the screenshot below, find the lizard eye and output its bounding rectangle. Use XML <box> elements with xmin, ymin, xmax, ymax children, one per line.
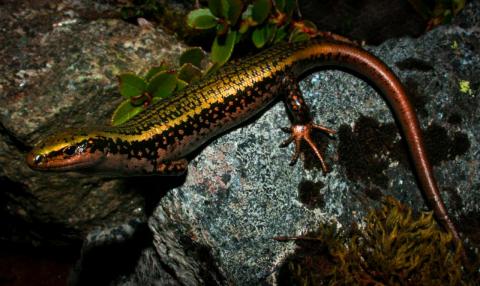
<box><xmin>63</xmin><ymin>146</ymin><xmax>76</xmax><ymax>156</ymax></box>
<box><xmin>33</xmin><ymin>155</ymin><xmax>44</xmax><ymax>164</ymax></box>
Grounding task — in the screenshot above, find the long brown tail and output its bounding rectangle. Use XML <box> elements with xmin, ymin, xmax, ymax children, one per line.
<box><xmin>300</xmin><ymin>41</ymin><xmax>462</xmax><ymax>248</ymax></box>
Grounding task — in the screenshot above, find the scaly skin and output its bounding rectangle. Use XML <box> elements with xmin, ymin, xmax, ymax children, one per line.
<box><xmin>26</xmin><ymin>38</ymin><xmax>463</xmax><ymax>250</ymax></box>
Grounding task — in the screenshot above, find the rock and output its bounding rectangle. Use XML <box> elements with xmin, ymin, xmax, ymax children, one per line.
<box><xmin>113</xmin><ymin>247</ymin><xmax>180</xmax><ymax>286</ymax></box>
<box><xmin>1</xmin><ymin>0</ymin><xmax>478</xmax><ymax>285</ymax></box>
<box><xmin>118</xmin><ymin>2</ymin><xmax>479</xmax><ymax>285</ymax></box>
<box><xmin>0</xmin><ymin>1</ymin><xmax>186</xmax><ymax>245</ymax></box>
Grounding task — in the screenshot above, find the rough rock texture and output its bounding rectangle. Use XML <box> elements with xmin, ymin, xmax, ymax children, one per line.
<box><xmin>1</xmin><ymin>0</ymin><xmax>479</xmax><ymax>285</ymax></box>
<box><xmin>0</xmin><ymin>0</ymin><xmax>186</xmax><ymax>245</ymax></box>
<box><xmin>114</xmin><ymin>247</ymin><xmax>180</xmax><ymax>286</ymax></box>
<box><xmin>115</xmin><ymin>3</ymin><xmax>479</xmax><ymax>286</ymax></box>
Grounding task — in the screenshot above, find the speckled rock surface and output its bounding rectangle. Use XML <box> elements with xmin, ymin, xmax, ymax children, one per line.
<box><xmin>0</xmin><ymin>1</ymin><xmax>186</xmax><ymax>245</ymax></box>
<box><xmin>117</xmin><ymin>3</ymin><xmax>480</xmax><ymax>286</ymax></box>
<box><xmin>1</xmin><ymin>0</ymin><xmax>479</xmax><ymax>285</ymax></box>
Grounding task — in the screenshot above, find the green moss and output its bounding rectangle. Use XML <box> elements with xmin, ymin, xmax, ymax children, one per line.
<box><xmin>279</xmin><ymin>197</ymin><xmax>474</xmax><ymax>285</ymax></box>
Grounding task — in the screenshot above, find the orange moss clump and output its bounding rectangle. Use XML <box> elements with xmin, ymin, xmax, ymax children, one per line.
<box><xmin>279</xmin><ymin>197</ymin><xmax>474</xmax><ymax>285</ymax></box>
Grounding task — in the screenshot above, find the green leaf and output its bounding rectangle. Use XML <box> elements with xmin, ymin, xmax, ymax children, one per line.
<box><xmin>239</xmin><ymin>20</ymin><xmax>250</xmax><ymax>34</ymax></box>
<box><xmin>211</xmin><ymin>30</ymin><xmax>237</xmax><ymax>65</ymax></box>
<box><xmin>111</xmin><ymin>100</ymin><xmax>144</xmax><ymax>126</ymax></box>
<box><xmin>208</xmin><ymin>0</ymin><xmax>229</xmax><ymax>18</ymax></box>
<box><xmin>187</xmin><ymin>9</ymin><xmax>218</xmax><ymax>29</ymax></box>
<box><xmin>252</xmin><ymin>27</ymin><xmax>266</xmax><ymax>48</ymax></box>
<box><xmin>205</xmin><ymin>62</ymin><xmax>222</xmax><ymax>75</ymax></box>
<box><xmin>226</xmin><ymin>0</ymin><xmax>243</xmax><ymax>24</ymax></box>
<box><xmin>302</xmin><ymin>19</ymin><xmax>317</xmax><ymax>31</ymax></box>
<box><xmin>252</xmin><ymin>0</ymin><xmax>271</xmax><ymax>24</ymax></box>
<box><xmin>179</xmin><ymin>47</ymin><xmax>205</xmax><ymax>68</ymax></box>
<box><xmin>265</xmin><ymin>24</ymin><xmax>276</xmax><ymax>44</ymax></box>
<box><xmin>147</xmin><ymin>71</ymin><xmax>178</xmax><ymax>98</ymax></box>
<box><xmin>252</xmin><ymin>24</ymin><xmax>276</xmax><ymax>48</ymax></box>
<box><xmin>176</xmin><ymin>79</ymin><xmax>189</xmax><ymax>91</ymax></box>
<box><xmin>274</xmin><ymin>25</ymin><xmax>288</xmax><ymax>43</ymax></box>
<box><xmin>234</xmin><ymin>31</ymin><xmax>242</xmax><ymax>44</ymax></box>
<box><xmin>289</xmin><ymin>30</ymin><xmax>309</xmax><ymax>42</ymax></box>
<box><xmin>144</xmin><ymin>65</ymin><xmax>168</xmax><ymax>81</ymax></box>
<box><xmin>118</xmin><ymin>73</ymin><xmax>147</xmax><ymax>98</ymax></box>
<box><xmin>178</xmin><ymin>63</ymin><xmax>203</xmax><ymax>83</ymax></box>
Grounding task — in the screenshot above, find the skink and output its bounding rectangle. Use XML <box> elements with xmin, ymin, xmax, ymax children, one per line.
<box><xmin>26</xmin><ymin>38</ymin><xmax>462</xmax><ymax>250</ymax></box>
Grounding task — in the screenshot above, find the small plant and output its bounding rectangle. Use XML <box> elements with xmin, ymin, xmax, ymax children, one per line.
<box><xmin>113</xmin><ymin>0</ymin><xmax>317</xmax><ymax>125</ymax></box>
<box><xmin>187</xmin><ymin>0</ymin><xmax>318</xmax><ymax>66</ymax></box>
<box><xmin>279</xmin><ymin>197</ymin><xmax>471</xmax><ymax>285</ymax></box>
<box><xmin>111</xmin><ymin>47</ymin><xmax>205</xmax><ymax>126</ymax></box>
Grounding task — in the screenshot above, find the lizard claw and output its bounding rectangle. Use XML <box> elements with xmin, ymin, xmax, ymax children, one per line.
<box><xmin>280</xmin><ymin>123</ymin><xmax>336</xmax><ymax>173</ymax></box>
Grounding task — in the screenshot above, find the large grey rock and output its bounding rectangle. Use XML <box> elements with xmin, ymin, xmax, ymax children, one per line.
<box><xmin>1</xmin><ymin>0</ymin><xmax>478</xmax><ymax>285</ymax></box>
<box><xmin>120</xmin><ymin>3</ymin><xmax>479</xmax><ymax>286</ymax></box>
<box><xmin>0</xmin><ymin>0</ymin><xmax>186</xmax><ymax>245</ymax></box>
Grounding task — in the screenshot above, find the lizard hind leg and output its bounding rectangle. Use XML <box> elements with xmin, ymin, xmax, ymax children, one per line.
<box><xmin>280</xmin><ymin>73</ymin><xmax>336</xmax><ymax>173</ymax></box>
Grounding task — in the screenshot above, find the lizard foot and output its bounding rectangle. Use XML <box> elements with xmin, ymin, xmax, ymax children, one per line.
<box><xmin>280</xmin><ymin>123</ymin><xmax>336</xmax><ymax>173</ymax></box>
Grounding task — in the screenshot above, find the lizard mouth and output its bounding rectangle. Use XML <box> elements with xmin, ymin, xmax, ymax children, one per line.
<box><xmin>26</xmin><ymin>150</ymin><xmax>103</xmax><ymax>172</ymax></box>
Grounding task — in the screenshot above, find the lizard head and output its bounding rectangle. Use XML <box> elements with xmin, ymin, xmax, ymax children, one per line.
<box><xmin>26</xmin><ymin>129</ymin><xmax>104</xmax><ymax>172</ymax></box>
<box><xmin>26</xmin><ymin>128</ymin><xmax>166</xmax><ymax>176</ymax></box>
